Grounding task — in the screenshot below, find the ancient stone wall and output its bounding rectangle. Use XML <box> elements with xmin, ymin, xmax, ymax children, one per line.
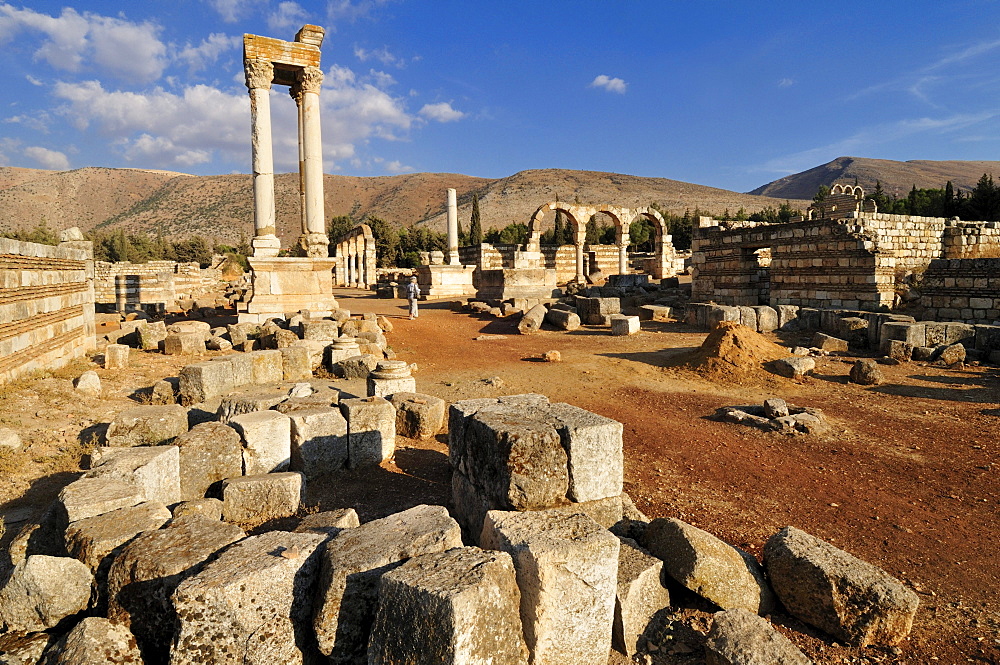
<box><xmin>0</xmin><ymin>238</ymin><xmax>96</xmax><ymax>382</ymax></box>
<box><xmin>920</xmin><ymin>258</ymin><xmax>1000</xmax><ymax>323</ymax></box>
<box><xmin>459</xmin><ymin>244</ymin><xmax>622</xmax><ymax>283</ymax></box>
<box><xmin>854</xmin><ymin>213</ymin><xmax>946</xmax><ymax>272</ymax></box>
<box><xmin>93</xmin><ymin>261</ymin><xmax>224</xmax><ymax>311</ymax></box>
<box><xmin>942</xmin><ymin>221</ymin><xmax>1000</xmax><ymax>259</ymax></box>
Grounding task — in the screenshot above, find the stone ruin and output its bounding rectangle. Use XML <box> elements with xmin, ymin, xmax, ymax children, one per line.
<box><xmin>330</xmin><ymin>224</ymin><xmax>377</xmax><ymax>290</ymax></box>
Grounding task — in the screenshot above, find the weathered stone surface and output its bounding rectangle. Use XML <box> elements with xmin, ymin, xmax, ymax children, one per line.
<box><xmin>105</xmin><ymin>405</ymin><xmax>187</xmax><ymax>447</ymax></box>
<box><xmin>638</xmin><ymin>304</ymin><xmax>672</xmax><ymax>322</ymax></box>
<box><xmin>849</xmin><ymin>359</ymin><xmax>883</xmax><ymax>386</ymax></box>
<box><xmin>230</xmin><ymin>409</ymin><xmax>292</xmax><ymax>474</ymax></box>
<box><xmin>171</xmin><ymin>498</ymin><xmax>223</xmax><ymax>520</ymax></box>
<box><xmin>290</xmin><ymin>339</ymin><xmax>327</xmax><ymax>371</ymax></box>
<box><xmin>221</xmin><ymin>472</ymin><xmax>304</xmax><ymax>524</ymax></box>
<box><xmin>336</xmin><ymin>353</ymin><xmax>379</xmax><ymax>379</ymax></box>
<box><xmin>104</xmin><ymin>344</ymin><xmax>129</xmax><ymax>369</ymax></box>
<box><xmin>812</xmin><ymin>332</ymin><xmax>848</xmax><ymax>353</ymax></box>
<box><xmin>480</xmin><ymin>510</ymin><xmax>619</xmax><ymax>665</ymax></box>
<box><xmin>547</xmin><ymin>402</ymin><xmax>623</xmax><ymax>502</ymax></box>
<box><xmin>227</xmin><ymin>322</ymin><xmax>259</xmax><ymax>347</ymax></box>
<box><xmin>912</xmin><ymin>345</ymin><xmax>935</xmax><ymax>361</ymax></box>
<box><xmin>0</xmin><ymin>555</ymin><xmax>93</xmax><ymax>632</ymax></box>
<box><xmin>217</xmin><ymin>353</ymin><xmax>253</xmax><ymax>387</ymax></box>
<box><xmin>173</xmin><ymin>422</ymin><xmax>243</xmax><ymax>501</ymax></box>
<box><xmin>369</xmin><ymin>547</ymin><xmax>528</xmax><ymax>665</ymax></box>
<box><xmin>294</xmin><ymin>508</ymin><xmax>359</xmax><ymax>537</ymax></box>
<box><xmin>752</xmin><ymin>306</ymin><xmax>779</xmax><ymax>333</ymax></box>
<box><xmin>249</xmin><ymin>349</ymin><xmax>283</xmax><ymax>384</ymax></box>
<box><xmin>302</xmin><ymin>319</ymin><xmax>340</xmax><ymax>342</ymax></box>
<box><xmin>41</xmin><ymin>616</ymin><xmax>143</xmax><ymax>664</ymax></box>
<box><xmin>704</xmin><ymin>608</ymin><xmax>812</xmax><ymax>665</ymax></box>
<box><xmin>87</xmin><ymin>445</ymin><xmax>181</xmax><ymax>506</ymax></box>
<box><xmin>64</xmin><ymin>501</ymin><xmax>171</xmax><ymax>571</ymax></box>
<box><xmin>614</xmin><ymin>537</ymin><xmax>670</xmax><ymax>657</ymax></box>
<box><xmin>0</xmin><ymin>426</ymin><xmax>22</xmax><ymax>451</ymax></box>
<box><xmin>57</xmin><ymin>477</ymin><xmax>144</xmax><ymax>525</ymax></box>
<box><xmin>764</xmin><ymin>526</ymin><xmax>918</xmax><ymax>646</ymax></box>
<box><xmin>206</xmin><ymin>335</ymin><xmax>233</xmax><ymax>351</ymax></box>
<box><xmin>288</xmin><ymin>406</ymin><xmax>349</xmax><ymax>478</ymax></box>
<box><xmin>610</xmin><ymin>314</ymin><xmax>640</xmax><ymax>336</ymax></box>
<box><xmin>517</xmin><ymin>304</ymin><xmax>548</xmax><ymax>334</ymax></box>
<box><xmin>170</xmin><ymin>530</ymin><xmax>325</xmax><ymax>665</ymax></box>
<box><xmin>178</xmin><ymin>361</ymin><xmax>235</xmax><ymax>406</ymax></box>
<box><xmin>313</xmin><ymin>505</ymin><xmax>463</xmax><ymax>660</ymax></box>
<box><xmin>163</xmin><ymin>332</ymin><xmax>206</xmax><ymax>356</ymax></box>
<box><xmin>642</xmin><ymin>517</ymin><xmax>774</xmax><ymax>614</ymax></box>
<box><xmin>106</xmin><ymin>515</ymin><xmax>244</xmax><ymax>658</ymax></box>
<box><xmin>577</xmin><ymin>297</ymin><xmax>621</xmax><ymax>325</ymax></box>
<box><xmin>73</xmin><ymin>370</ymin><xmax>101</xmax><ymax>397</ymax></box>
<box><xmin>388</xmin><ymin>392</ymin><xmax>446</xmax><ymax>439</ymax></box>
<box><xmin>544</xmin><ymin>307</ymin><xmax>581</xmax><ymax>331</ymax></box>
<box><xmin>216</xmin><ymin>390</ymin><xmax>286</xmax><ymax>423</ymax></box>
<box><xmin>772</xmin><ymin>357</ymin><xmax>815</xmax><ymax>380</ymax></box>
<box><xmin>340</xmin><ymin>397</ymin><xmax>396</xmax><ymax>469</ymax></box>
<box><xmin>886</xmin><ymin>339</ymin><xmax>913</xmax><ymax>362</ymax></box>
<box><xmin>136</xmin><ymin>321</ymin><xmax>167</xmax><ymax>351</ymax></box>
<box><xmin>168</xmin><ymin>321</ymin><xmax>211</xmax><ymax>341</ymax></box>
<box><xmin>938</xmin><ymin>342</ymin><xmax>966</xmax><ymax>365</ymax></box>
<box><xmin>0</xmin><ymin>632</ymin><xmax>52</xmax><ymax>665</ymax></box>
<box><xmin>763</xmin><ymin>398</ymin><xmax>789</xmax><ymax>419</ymax></box>
<box><xmin>838</xmin><ymin>317</ymin><xmax>869</xmax><ymax>348</ymax></box>
<box><xmin>280</xmin><ymin>346</ymin><xmax>313</xmax><ymax>381</ymax></box>
<box><xmin>150</xmin><ymin>378</ymin><xmax>177</xmax><ymax>405</ymax></box>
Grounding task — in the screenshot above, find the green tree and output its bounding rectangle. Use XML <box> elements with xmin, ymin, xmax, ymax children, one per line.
<box><xmin>367</xmin><ymin>216</ymin><xmax>400</xmax><ymax>267</ymax></box>
<box><xmin>585</xmin><ymin>215</ymin><xmax>600</xmax><ymax>244</ymax></box>
<box><xmin>628</xmin><ymin>217</ymin><xmax>651</xmax><ymax>250</ymax></box>
<box><xmin>943</xmin><ymin>181</ymin><xmax>956</xmax><ymax>218</ymax></box>
<box><xmin>965</xmin><ymin>173</ymin><xmax>1000</xmax><ymax>221</ymax></box>
<box><xmin>869</xmin><ymin>180</ymin><xmax>890</xmax><ymax>211</ymax></box>
<box><xmin>813</xmin><ymin>185</ymin><xmax>830</xmax><ymax>204</ymax></box>
<box><xmin>327</xmin><ymin>215</ymin><xmax>355</xmax><ymax>243</ymax></box>
<box><xmin>469</xmin><ymin>194</ymin><xmax>483</xmax><ymax>244</ymax></box>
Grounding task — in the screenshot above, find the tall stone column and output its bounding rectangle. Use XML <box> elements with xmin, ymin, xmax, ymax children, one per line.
<box><xmin>298</xmin><ymin>66</ymin><xmax>328</xmax><ymax>257</ymax></box>
<box><xmin>447</xmin><ymin>188</ymin><xmax>459</xmax><ymax>265</ymax></box>
<box><xmin>291</xmin><ymin>83</ymin><xmax>307</xmax><ymax>247</ymax></box>
<box><xmin>618</xmin><ymin>228</ymin><xmax>630</xmax><ymax>275</ymax></box>
<box><xmin>575</xmin><ymin>230</ymin><xmax>587</xmax><ymax>283</ymax></box>
<box><xmin>245</xmin><ymin>58</ymin><xmax>280</xmax><ymax>257</ymax></box>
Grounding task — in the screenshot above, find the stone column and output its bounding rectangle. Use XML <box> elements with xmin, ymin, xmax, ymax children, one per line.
<box><xmin>347</xmin><ymin>245</ymin><xmax>355</xmax><ymax>287</ymax></box>
<box><xmin>447</xmin><ymin>188</ymin><xmax>459</xmax><ymax>265</ymax></box>
<box><xmin>245</xmin><ymin>58</ymin><xmax>280</xmax><ymax>257</ymax></box>
<box><xmin>618</xmin><ymin>227</ymin><xmax>630</xmax><ymax>275</ymax></box>
<box><xmin>291</xmin><ymin>83</ymin><xmax>307</xmax><ymax>247</ymax></box>
<box><xmin>575</xmin><ymin>230</ymin><xmax>587</xmax><ymax>283</ymax></box>
<box><xmin>298</xmin><ymin>66</ymin><xmax>328</xmax><ymax>257</ymax></box>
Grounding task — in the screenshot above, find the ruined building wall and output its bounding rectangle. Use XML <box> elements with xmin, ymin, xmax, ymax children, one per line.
<box><xmin>458</xmin><ymin>244</ymin><xmax>621</xmax><ymax>283</ymax></box>
<box><xmin>93</xmin><ymin>261</ymin><xmax>224</xmax><ymax>310</ymax></box>
<box><xmin>855</xmin><ymin>214</ymin><xmax>946</xmax><ymax>272</ymax></box>
<box><xmin>920</xmin><ymin>258</ymin><xmax>1000</xmax><ymax>323</ymax></box>
<box><xmin>941</xmin><ymin>221</ymin><xmax>1000</xmax><ymax>259</ymax></box>
<box><xmin>0</xmin><ymin>238</ymin><xmax>96</xmax><ymax>383</ymax></box>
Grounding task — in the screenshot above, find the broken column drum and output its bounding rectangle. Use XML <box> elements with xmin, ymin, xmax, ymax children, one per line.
<box><xmin>367</xmin><ymin>360</ymin><xmax>416</xmax><ymax>397</ymax></box>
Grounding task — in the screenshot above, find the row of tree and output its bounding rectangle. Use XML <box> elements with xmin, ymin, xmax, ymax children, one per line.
<box><xmin>814</xmin><ymin>174</ymin><xmax>1000</xmax><ymax>221</ymax></box>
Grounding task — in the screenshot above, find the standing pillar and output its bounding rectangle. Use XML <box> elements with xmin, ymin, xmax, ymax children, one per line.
<box><xmin>575</xmin><ymin>230</ymin><xmax>587</xmax><ymax>283</ymax></box>
<box><xmin>291</xmin><ymin>83</ymin><xmax>307</xmax><ymax>250</ymax></box>
<box><xmin>447</xmin><ymin>188</ymin><xmax>459</xmax><ymax>265</ymax></box>
<box><xmin>298</xmin><ymin>66</ymin><xmax>328</xmax><ymax>257</ymax></box>
<box><xmin>244</xmin><ymin>58</ymin><xmax>280</xmax><ymax>257</ymax></box>
<box><xmin>618</xmin><ymin>230</ymin><xmax>630</xmax><ymax>275</ymax></box>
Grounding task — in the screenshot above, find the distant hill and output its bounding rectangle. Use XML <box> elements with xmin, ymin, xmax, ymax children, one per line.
<box><xmin>750</xmin><ymin>156</ymin><xmax>1000</xmax><ymax>200</ymax></box>
<box><xmin>0</xmin><ymin>165</ymin><xmax>809</xmax><ymax>246</ymax></box>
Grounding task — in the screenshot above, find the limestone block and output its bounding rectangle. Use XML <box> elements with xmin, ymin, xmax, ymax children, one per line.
<box><xmin>546</xmin><ymin>402</ymin><xmax>623</xmax><ymax>502</ymax></box>
<box><xmin>230</xmin><ymin>409</ymin><xmax>292</xmax><ymax>474</ymax></box>
<box><xmin>221</xmin><ymin>472</ymin><xmax>304</xmax><ymax>524</ymax></box>
<box><xmin>216</xmin><ymin>389</ymin><xmax>286</xmax><ymax>423</ymax></box>
<box><xmin>40</xmin><ymin>616</ymin><xmax>143</xmax><ymax>665</ymax></box>
<box><xmin>163</xmin><ymin>332</ymin><xmax>206</xmax><ymax>355</ymax></box>
<box><xmin>642</xmin><ymin>517</ymin><xmax>774</xmax><ymax>614</ymax></box>
<box><xmin>172</xmin><ymin>498</ymin><xmax>223</xmax><ymax>520</ymax></box>
<box><xmin>107</xmin><ymin>515</ymin><xmax>244</xmax><ymax>656</ymax></box>
<box><xmin>104</xmin><ymin>344</ymin><xmax>129</xmax><ymax>369</ymax></box>
<box><xmin>763</xmin><ymin>398</ymin><xmax>789</xmax><ymax>418</ymax></box>
<box><xmin>912</xmin><ymin>345</ymin><xmax>935</xmax><ymax>361</ymax></box>
<box><xmin>280</xmin><ymin>345</ymin><xmax>313</xmax><ymax>381</ymax></box>
<box><xmin>0</xmin><ymin>426</ymin><xmax>22</xmax><ymax>451</ymax></box>
<box><xmin>274</xmin><ymin>329</ymin><xmax>299</xmax><ymax>349</ymax></box>
<box><xmin>704</xmin><ymin>608</ymin><xmax>812</xmax><ymax>665</ymax></box>
<box><xmin>388</xmin><ymin>392</ymin><xmax>446</xmax><ymax>439</ymax></box>
<box><xmin>227</xmin><ymin>322</ymin><xmax>260</xmax><ymax>347</ymax></box>
<box><xmin>174</xmin><ymin>421</ymin><xmax>243</xmax><ymax>501</ymax></box>
<box><xmin>86</xmin><ymin>445</ymin><xmax>181</xmax><ymax>506</ymax></box>
<box><xmin>73</xmin><ymin>370</ymin><xmax>101</xmax><ymax>397</ymax></box>
<box><xmin>447</xmin><ymin>394</ymin><xmax>552</xmax><ymax>478</ymax></box>
<box><xmin>340</xmin><ymin>396</ymin><xmax>396</xmax><ymax>468</ymax></box>
<box><xmin>776</xmin><ymin>305</ymin><xmax>800</xmax><ymax>330</ymax></box>
<box><xmin>837</xmin><ymin>317</ymin><xmax>869</xmax><ymax>348</ymax></box>
<box><xmin>336</xmin><ymin>353</ymin><xmax>380</xmax><ymax>379</ymax></box>
<box><xmin>772</xmin><ymin>357</ymin><xmax>815</xmax><ymax>380</ymax></box>
<box><xmin>105</xmin><ymin>404</ymin><xmax>187</xmax><ymax>447</ymax></box>
<box><xmin>249</xmin><ymin>349</ymin><xmax>284</xmax><ymax>384</ymax></box>
<box><xmin>610</xmin><ymin>314</ymin><xmax>640</xmax><ymax>336</ymax></box>
<box><xmin>168</xmin><ymin>320</ymin><xmax>211</xmax><ymax>341</ymax></box>
<box><xmin>638</xmin><ymin>304</ymin><xmax>672</xmax><ymax>321</ymax></box>
<box><xmin>880</xmin><ymin>322</ymin><xmax>926</xmax><ymax>351</ymax></box>
<box><xmin>944</xmin><ymin>322</ymin><xmax>975</xmax><ymax>345</ymax></box>
<box><xmin>811</xmin><ymin>332</ymin><xmax>848</xmax><ymax>353</ymax></box>
<box><xmin>57</xmin><ymin>477</ymin><xmax>145</xmax><ymax>525</ymax></box>
<box><xmin>313</xmin><ymin>504</ymin><xmax>463</xmax><ymax>660</ymax></box>
<box><xmin>290</xmin><ymin>339</ymin><xmax>326</xmax><ymax>370</ymax></box>
<box><xmin>517</xmin><ymin>304</ymin><xmax>547</xmax><ymax>334</ymax></box>
<box><xmin>288</xmin><ymin>406</ymin><xmax>349</xmax><ymax>478</ymax></box>
<box><xmin>357</xmin><ymin>330</ymin><xmax>387</xmax><ymax>348</ymax></box>
<box><xmin>0</xmin><ymin>555</ymin><xmax>93</xmax><ymax>632</ymax></box>
<box><xmin>367</xmin><ymin>374</ymin><xmax>416</xmax><ymax>398</ymax></box>
<box><xmin>738</xmin><ymin>306</ymin><xmax>758</xmax><ymax>332</ymax></box>
<box><xmin>150</xmin><ymin>378</ymin><xmax>177</xmax><ymax>405</ymax></box>
<box><xmin>171</xmin><ymin>530</ymin><xmax>325</xmax><ymax>665</ymax></box>
<box><xmin>0</xmin><ymin>632</ymin><xmax>53</xmax><ymax>665</ymax></box>
<box><xmin>179</xmin><ymin>360</ymin><xmax>235</xmax><ymax>405</ymax></box>
<box><xmin>886</xmin><ymin>339</ymin><xmax>914</xmax><ymax>362</ymax></box>
<box><xmin>64</xmin><ymin>501</ymin><xmax>172</xmax><ymax>571</ymax></box>
<box><xmin>763</xmin><ymin>526</ymin><xmax>918</xmax><ymax>646</ymax></box>
<box><xmin>614</xmin><ymin>537</ymin><xmax>670</xmax><ymax>657</ymax></box>
<box><xmin>137</xmin><ymin>321</ymin><xmax>167</xmax><ymax>350</ymax></box>
<box><xmin>544</xmin><ymin>307</ymin><xmax>581</xmax><ymax>331</ymax></box>
<box><xmin>850</xmin><ymin>359</ymin><xmax>883</xmax><ymax>386</ymax></box>
<box><xmin>938</xmin><ymin>342</ymin><xmax>966</xmax><ymax>365</ymax></box>
<box><xmin>752</xmin><ymin>306</ymin><xmax>779</xmax><ymax>333</ymax></box>
<box><xmin>376</xmin><ymin>315</ymin><xmax>393</xmax><ymax>332</ymax></box>
<box><xmin>480</xmin><ymin>509</ymin><xmax>619</xmax><ymax>665</ymax></box>
<box><xmin>295</xmin><ymin>508</ymin><xmax>360</xmax><ymax>537</ymax></box>
<box><xmin>368</xmin><ymin>547</ymin><xmax>529</xmax><ymax>665</ymax></box>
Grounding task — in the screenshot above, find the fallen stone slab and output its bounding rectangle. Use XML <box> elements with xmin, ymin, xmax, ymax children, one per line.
<box><xmin>302</xmin><ymin>319</ymin><xmax>340</xmax><ymax>342</ymax></box>
<box><xmin>294</xmin><ymin>508</ymin><xmax>359</xmax><ymax>537</ymax></box>
<box><xmin>642</xmin><ymin>517</ymin><xmax>774</xmax><ymax>614</ymax></box>
<box><xmin>221</xmin><ymin>472</ymin><xmax>304</xmax><ymax>524</ymax></box>
<box><xmin>41</xmin><ymin>616</ymin><xmax>143</xmax><ymax>665</ymax></box>
<box><xmin>73</xmin><ymin>370</ymin><xmax>101</xmax><ymax>397</ymax></box>
<box><xmin>545</xmin><ymin>307</ymin><xmax>581</xmax><ymax>331</ymax></box>
<box><xmin>340</xmin><ymin>396</ymin><xmax>396</xmax><ymax>469</ymax></box>
<box><xmin>704</xmin><ymin>608</ymin><xmax>812</xmax><ymax>665</ymax></box>
<box><xmin>610</xmin><ymin>314</ymin><xmax>640</xmax><ymax>336</ymax></box>
<box><xmin>86</xmin><ymin>445</ymin><xmax>181</xmax><ymax>506</ymax></box>
<box><xmin>64</xmin><ymin>500</ymin><xmax>171</xmax><ymax>572</ymax></box>
<box><xmin>638</xmin><ymin>304</ymin><xmax>672</xmax><ymax>322</ymax></box>
<box><xmin>171</xmin><ymin>497</ymin><xmax>223</xmax><ymax>520</ymax></box>
<box><xmin>288</xmin><ymin>406</ymin><xmax>349</xmax><ymax>478</ymax></box>
<box><xmin>56</xmin><ymin>477</ymin><xmax>145</xmax><ymax>525</ymax></box>
<box><xmin>517</xmin><ymin>304</ymin><xmax>548</xmax><ymax>334</ymax></box>
<box><xmin>163</xmin><ymin>332</ymin><xmax>206</xmax><ymax>355</ymax></box>
<box><xmin>171</xmin><ymin>530</ymin><xmax>325</xmax><ymax>665</ymax></box>
<box><xmin>336</xmin><ymin>353</ymin><xmax>380</xmax><ymax>379</ymax></box>
<box><xmin>614</xmin><ymin>537</ymin><xmax>670</xmax><ymax>658</ymax></box>
<box><xmin>206</xmin><ymin>335</ymin><xmax>232</xmax><ymax>351</ymax></box>
<box><xmin>763</xmin><ymin>526</ymin><xmax>918</xmax><ymax>646</ymax></box>
<box><xmin>313</xmin><ymin>504</ymin><xmax>463</xmax><ymax>661</ymax></box>
<box><xmin>105</xmin><ymin>404</ymin><xmax>187</xmax><ymax>447</ymax></box>
<box><xmin>812</xmin><ymin>332</ymin><xmax>848</xmax><ymax>353</ymax></box>
<box><xmin>938</xmin><ymin>342</ymin><xmax>966</xmax><ymax>365</ymax></box>
<box><xmin>368</xmin><ymin>547</ymin><xmax>529</xmax><ymax>665</ymax></box>
<box><xmin>0</xmin><ymin>555</ymin><xmax>93</xmax><ymax>632</ymax></box>
<box><xmin>179</xmin><ymin>361</ymin><xmax>235</xmax><ymax>405</ymax></box>
<box><xmin>281</xmin><ymin>345</ymin><xmax>313</xmax><ymax>381</ymax></box>
<box><xmin>216</xmin><ymin>390</ymin><xmax>287</xmax><ymax>423</ymax></box>
<box><xmin>168</xmin><ymin>320</ymin><xmax>212</xmax><ymax>340</ymax></box>
<box><xmin>230</xmin><ymin>409</ymin><xmax>292</xmax><ymax>474</ymax></box>
<box><xmin>249</xmin><ymin>349</ymin><xmax>284</xmax><ymax>384</ymax></box>
<box><xmin>107</xmin><ymin>515</ymin><xmax>244</xmax><ymax>658</ymax></box>
<box><xmin>772</xmin><ymin>357</ymin><xmax>815</xmax><ymax>380</ymax></box>
<box><xmin>173</xmin><ymin>421</ymin><xmax>243</xmax><ymax>501</ymax></box>
<box><xmin>137</xmin><ymin>321</ymin><xmax>167</xmax><ymax>350</ymax></box>
<box><xmin>104</xmin><ymin>343</ymin><xmax>129</xmax><ymax>369</ymax></box>
<box><xmin>885</xmin><ymin>339</ymin><xmax>913</xmax><ymax>362</ymax></box>
<box><xmin>480</xmin><ymin>509</ymin><xmax>619</xmax><ymax>665</ymax></box>
<box><xmin>388</xmin><ymin>392</ymin><xmax>446</xmax><ymax>439</ymax></box>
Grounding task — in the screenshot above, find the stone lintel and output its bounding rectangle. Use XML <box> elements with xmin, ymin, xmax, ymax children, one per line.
<box><xmin>244</xmin><ymin>34</ymin><xmax>320</xmax><ymax>71</ymax></box>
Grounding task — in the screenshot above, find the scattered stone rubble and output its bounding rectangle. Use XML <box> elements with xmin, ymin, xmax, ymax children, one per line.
<box><xmin>715</xmin><ymin>399</ymin><xmax>828</xmax><ymax>434</ymax></box>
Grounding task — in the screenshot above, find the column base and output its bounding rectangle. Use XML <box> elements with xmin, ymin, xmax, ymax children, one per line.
<box><xmin>242</xmin><ymin>256</ymin><xmax>339</xmax><ymax>321</ymax></box>
<box><xmin>252</xmin><ymin>235</ymin><xmax>281</xmax><ymax>258</ymax></box>
<box><xmin>475</xmin><ymin>268</ymin><xmax>559</xmax><ymax>301</ymax></box>
<box><xmin>416</xmin><ymin>264</ymin><xmax>477</xmax><ymax>299</ymax></box>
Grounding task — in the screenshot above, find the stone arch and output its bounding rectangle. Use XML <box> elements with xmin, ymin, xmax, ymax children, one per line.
<box><xmin>831</xmin><ymin>184</ymin><xmax>845</xmax><ymax>195</ymax></box>
<box><xmin>332</xmin><ymin>223</ymin><xmax>376</xmax><ymax>288</ymax></box>
<box><xmin>624</xmin><ymin>207</ymin><xmax>674</xmax><ymax>278</ymax></box>
<box><xmin>526</xmin><ymin>202</ymin><xmax>585</xmax><ymax>252</ymax></box>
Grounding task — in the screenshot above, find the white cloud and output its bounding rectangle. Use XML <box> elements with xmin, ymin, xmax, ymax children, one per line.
<box><xmin>24</xmin><ymin>146</ymin><xmax>69</xmax><ymax>170</ymax></box>
<box><xmin>268</xmin><ymin>1</ymin><xmax>310</xmax><ymax>30</ymax></box>
<box><xmin>418</xmin><ymin>102</ymin><xmax>465</xmax><ymax>123</ymax></box>
<box><xmin>368</xmin><ymin>69</ymin><xmax>396</xmax><ymax>88</ymax></box>
<box><xmin>0</xmin><ymin>5</ymin><xmax>167</xmax><ymax>84</ymax></box>
<box><xmin>5</xmin><ymin>113</ymin><xmax>50</xmax><ymax>133</ymax></box>
<box><xmin>354</xmin><ymin>45</ymin><xmax>404</xmax><ymax>68</ymax></box>
<box><xmin>384</xmin><ymin>159</ymin><xmax>412</xmax><ymax>173</ymax></box>
<box><xmin>205</xmin><ymin>0</ymin><xmax>262</xmax><ymax>22</ymax></box>
<box><xmin>25</xmin><ymin>74</ymin><xmax>43</xmax><ymax>86</ymax></box>
<box><xmin>778</xmin><ymin>78</ymin><xmax>795</xmax><ymax>88</ymax></box>
<box><xmin>177</xmin><ymin>33</ymin><xmax>242</xmax><ymax>71</ymax></box>
<box><xmin>327</xmin><ymin>0</ymin><xmax>392</xmax><ymax>25</ymax></box>
<box><xmin>589</xmin><ymin>74</ymin><xmax>627</xmax><ymax>94</ymax></box>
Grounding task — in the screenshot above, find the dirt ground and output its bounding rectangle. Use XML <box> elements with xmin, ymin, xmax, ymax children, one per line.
<box><xmin>1</xmin><ymin>288</ymin><xmax>998</xmax><ymax>664</ymax></box>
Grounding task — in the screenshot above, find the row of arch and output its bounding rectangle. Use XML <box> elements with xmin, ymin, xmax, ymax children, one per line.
<box><xmin>331</xmin><ymin>224</ymin><xmax>377</xmax><ymax>288</ymax></box>
<box><xmin>525</xmin><ymin>202</ymin><xmax>675</xmax><ymax>281</ymax></box>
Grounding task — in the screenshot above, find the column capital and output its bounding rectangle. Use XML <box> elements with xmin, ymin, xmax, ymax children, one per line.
<box><xmin>298</xmin><ymin>66</ymin><xmax>324</xmax><ymax>94</ymax></box>
<box><xmin>244</xmin><ymin>58</ymin><xmax>274</xmax><ymax>91</ymax></box>
<box><xmin>289</xmin><ymin>81</ymin><xmax>303</xmax><ymax>103</ymax></box>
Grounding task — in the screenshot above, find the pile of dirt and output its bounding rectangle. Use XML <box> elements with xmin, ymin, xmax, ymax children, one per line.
<box><xmin>668</xmin><ymin>321</ymin><xmax>790</xmax><ymax>382</ymax></box>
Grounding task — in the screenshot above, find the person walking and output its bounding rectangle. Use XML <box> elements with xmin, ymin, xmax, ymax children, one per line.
<box><xmin>405</xmin><ymin>275</ymin><xmax>420</xmax><ymax>319</ymax></box>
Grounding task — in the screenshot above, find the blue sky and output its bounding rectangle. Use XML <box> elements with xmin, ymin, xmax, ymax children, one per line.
<box><xmin>0</xmin><ymin>1</ymin><xmax>998</xmax><ymax>192</ymax></box>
